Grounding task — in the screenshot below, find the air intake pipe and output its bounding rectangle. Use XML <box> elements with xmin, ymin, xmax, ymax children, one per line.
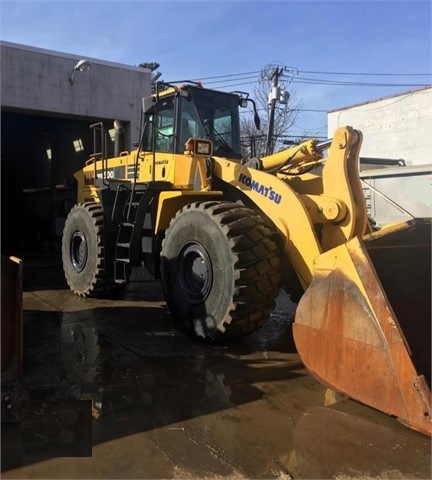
<box><xmin>113</xmin><ymin>119</ymin><xmax>125</xmax><ymax>157</ymax></box>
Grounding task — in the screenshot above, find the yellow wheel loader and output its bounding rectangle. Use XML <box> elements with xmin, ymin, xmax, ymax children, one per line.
<box><xmin>62</xmin><ymin>82</ymin><xmax>431</xmax><ymax>435</ymax></box>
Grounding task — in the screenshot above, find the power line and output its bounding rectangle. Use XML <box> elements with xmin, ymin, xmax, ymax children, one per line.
<box><xmin>201</xmin><ymin>76</ymin><xmax>429</xmax><ymax>91</ymax></box>
<box><xmin>290</xmin><ymin>75</ymin><xmax>430</xmax><ymax>87</ymax></box>
<box><xmin>194</xmin><ymin>69</ymin><xmax>432</xmax><ymax>83</ymax></box>
<box><xmin>207</xmin><ymin>80</ymin><xmax>260</xmax><ymax>89</ymax></box>
<box><xmin>201</xmin><ymin>75</ymin><xmax>259</xmax><ymax>87</ymax></box>
<box><xmin>189</xmin><ymin>69</ymin><xmax>431</xmax><ymax>120</ymax></box>
<box><xmin>189</xmin><ymin>68</ymin><xmax>431</xmax><ymax>90</ymax></box>
<box><xmin>240</xmin><ymin>107</ymin><xmax>328</xmax><ymax>114</ymax></box>
<box><xmin>300</xmin><ymin>69</ymin><xmax>431</xmax><ymax>76</ymax></box>
<box><xmin>192</xmin><ymin>71</ymin><xmax>261</xmax><ymax>81</ymax></box>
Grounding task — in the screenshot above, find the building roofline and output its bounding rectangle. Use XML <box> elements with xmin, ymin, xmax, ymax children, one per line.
<box><xmin>328</xmin><ymin>84</ymin><xmax>432</xmax><ymax>113</ymax></box>
<box><xmin>0</xmin><ymin>40</ymin><xmax>150</xmax><ymax>74</ymax></box>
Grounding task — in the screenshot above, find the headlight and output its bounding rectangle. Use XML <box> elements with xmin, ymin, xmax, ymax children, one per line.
<box><xmin>184</xmin><ymin>138</ymin><xmax>213</xmax><ymax>157</ymax></box>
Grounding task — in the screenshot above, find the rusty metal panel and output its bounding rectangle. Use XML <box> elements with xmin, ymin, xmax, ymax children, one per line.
<box><xmin>1</xmin><ymin>255</ymin><xmax>26</xmax><ymax>422</ymax></box>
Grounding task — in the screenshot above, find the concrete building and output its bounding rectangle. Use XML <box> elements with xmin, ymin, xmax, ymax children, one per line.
<box><xmin>328</xmin><ymin>86</ymin><xmax>432</xmax><ymax>166</ymax></box>
<box><xmin>1</xmin><ymin>41</ymin><xmax>151</xmax><ymax>254</ymax></box>
<box><xmin>328</xmin><ymin>86</ymin><xmax>432</xmax><ymax>226</ymax></box>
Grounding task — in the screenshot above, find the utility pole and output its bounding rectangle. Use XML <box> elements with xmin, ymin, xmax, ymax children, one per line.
<box><xmin>265</xmin><ymin>66</ymin><xmax>282</xmax><ymax>156</ymax></box>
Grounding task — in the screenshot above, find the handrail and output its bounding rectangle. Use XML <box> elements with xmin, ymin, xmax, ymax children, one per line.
<box><xmin>90</xmin><ymin>122</ymin><xmax>109</xmax><ymax>187</ymax></box>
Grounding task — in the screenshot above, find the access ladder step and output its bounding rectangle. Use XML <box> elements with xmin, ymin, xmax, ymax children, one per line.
<box><xmin>114</xmin><ymin>260</ymin><xmax>130</xmax><ymax>283</ymax></box>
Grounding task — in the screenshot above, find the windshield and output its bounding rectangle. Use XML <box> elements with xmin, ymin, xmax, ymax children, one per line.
<box><xmin>182</xmin><ymin>87</ymin><xmax>242</xmax><ymax>159</ymax></box>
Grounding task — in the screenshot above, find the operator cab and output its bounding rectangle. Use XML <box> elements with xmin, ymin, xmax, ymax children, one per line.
<box><xmin>141</xmin><ymin>84</ymin><xmax>244</xmax><ymax>159</ymax></box>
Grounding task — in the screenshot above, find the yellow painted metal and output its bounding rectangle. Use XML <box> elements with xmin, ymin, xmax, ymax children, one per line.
<box><xmin>282</xmin><ymin>127</ymin><xmax>368</xmax><ymax>251</ymax></box>
<box><xmin>298</xmin><ymin>194</ymin><xmax>347</xmax><ymax>223</ymax></box>
<box><xmin>261</xmin><ymin>139</ymin><xmax>323</xmax><ymax>171</ymax></box>
<box><xmin>213</xmin><ymin>126</ymin><xmax>369</xmax><ymax>289</ymax></box>
<box><xmin>155</xmin><ymin>190</ymin><xmax>223</xmax><ymax>232</ymax></box>
<box><xmin>138</xmin><ymin>151</ymin><xmax>199</xmax><ymax>188</ymax></box>
<box><xmin>76</xmin><ymin>134</ymin><xmax>214</xmax><ymax>197</ymax></box>
<box><xmin>319</xmin><ymin>128</ymin><xmax>368</xmax><ymax>250</ymax></box>
<box><xmin>213</xmin><ymin>159</ymin><xmax>322</xmax><ymax>289</ymax></box>
<box><xmin>75</xmin><ymin>140</ymin><xmax>219</xmax><ymax>232</ymax></box>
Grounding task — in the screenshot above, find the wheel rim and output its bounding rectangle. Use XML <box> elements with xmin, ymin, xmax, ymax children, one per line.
<box><xmin>177</xmin><ymin>242</ymin><xmax>213</xmax><ymax>304</ymax></box>
<box><xmin>70</xmin><ymin>230</ymin><xmax>88</xmax><ymax>272</ymax></box>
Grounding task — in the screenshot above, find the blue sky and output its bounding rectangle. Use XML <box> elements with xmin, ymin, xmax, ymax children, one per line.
<box><xmin>1</xmin><ymin>0</ymin><xmax>431</xmax><ymax>138</ymax></box>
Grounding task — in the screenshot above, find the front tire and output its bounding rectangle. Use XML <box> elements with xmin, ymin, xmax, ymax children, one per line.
<box><xmin>160</xmin><ymin>201</ymin><xmax>281</xmax><ymax>341</ymax></box>
<box><xmin>62</xmin><ymin>202</ymin><xmax>117</xmax><ymax>297</ymax></box>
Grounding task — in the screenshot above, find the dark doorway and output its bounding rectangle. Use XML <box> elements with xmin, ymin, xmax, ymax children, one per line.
<box><xmin>1</xmin><ymin>111</ymin><xmax>114</xmax><ymax>257</ymax></box>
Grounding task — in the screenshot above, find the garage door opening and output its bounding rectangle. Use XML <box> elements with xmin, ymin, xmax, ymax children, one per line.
<box><xmin>1</xmin><ymin>111</ymin><xmax>123</xmax><ymax>257</ymax></box>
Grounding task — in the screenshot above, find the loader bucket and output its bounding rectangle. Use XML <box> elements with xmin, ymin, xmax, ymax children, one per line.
<box><xmin>293</xmin><ymin>218</ymin><xmax>431</xmax><ymax>436</ymax></box>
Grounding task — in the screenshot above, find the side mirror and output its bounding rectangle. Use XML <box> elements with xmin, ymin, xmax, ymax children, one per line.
<box><xmin>254</xmin><ymin>112</ymin><xmax>261</xmax><ymax>131</ymax></box>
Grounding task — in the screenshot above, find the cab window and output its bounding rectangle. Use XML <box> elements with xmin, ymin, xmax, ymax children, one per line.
<box><xmin>177</xmin><ymin>98</ymin><xmax>204</xmax><ymax>153</ymax></box>
<box><xmin>143</xmin><ymin>97</ymin><xmax>175</xmax><ymax>152</ymax></box>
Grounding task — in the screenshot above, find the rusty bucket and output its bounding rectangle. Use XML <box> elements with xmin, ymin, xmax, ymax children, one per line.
<box><xmin>293</xmin><ymin>218</ymin><xmax>431</xmax><ymax>436</ymax></box>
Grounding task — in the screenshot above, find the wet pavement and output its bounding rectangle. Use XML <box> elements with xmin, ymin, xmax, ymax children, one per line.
<box><xmin>2</xmin><ymin>253</ymin><xmax>431</xmax><ymax>479</ymax></box>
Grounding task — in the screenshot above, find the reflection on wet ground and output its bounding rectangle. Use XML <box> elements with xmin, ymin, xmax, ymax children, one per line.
<box><xmin>2</xmin><ymin>254</ymin><xmax>431</xmax><ymax>479</ymax></box>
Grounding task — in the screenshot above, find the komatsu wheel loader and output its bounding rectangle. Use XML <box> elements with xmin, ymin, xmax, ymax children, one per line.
<box><xmin>62</xmin><ymin>82</ymin><xmax>431</xmax><ymax>435</ymax></box>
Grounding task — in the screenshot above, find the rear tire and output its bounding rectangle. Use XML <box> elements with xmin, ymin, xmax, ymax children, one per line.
<box><xmin>160</xmin><ymin>201</ymin><xmax>281</xmax><ymax>341</ymax></box>
<box><xmin>62</xmin><ymin>202</ymin><xmax>117</xmax><ymax>297</ymax></box>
